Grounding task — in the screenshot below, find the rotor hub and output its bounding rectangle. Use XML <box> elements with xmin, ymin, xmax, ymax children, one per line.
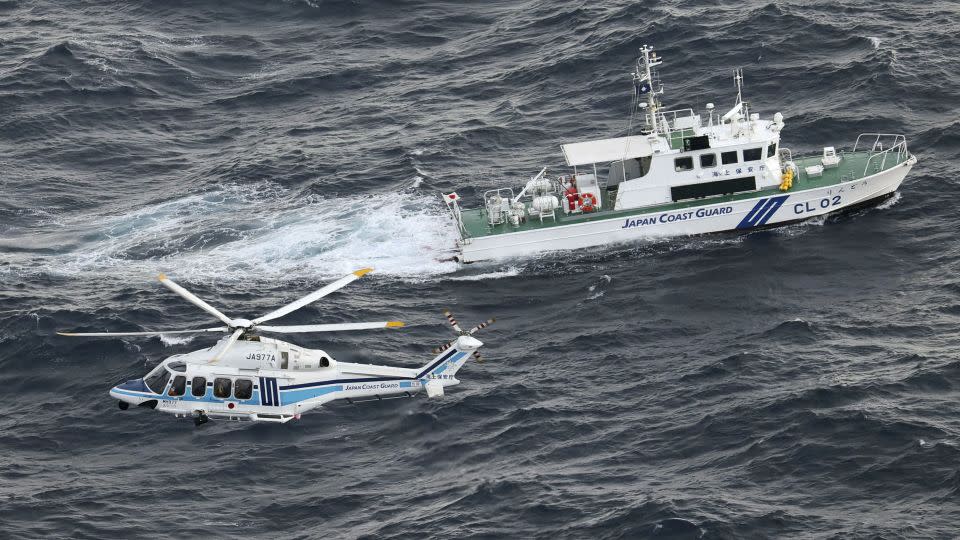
<box><xmin>230</xmin><ymin>318</ymin><xmax>253</xmax><ymax>329</ymax></box>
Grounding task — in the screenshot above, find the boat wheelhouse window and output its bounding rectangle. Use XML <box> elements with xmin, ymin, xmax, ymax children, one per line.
<box><xmin>721</xmin><ymin>151</ymin><xmax>738</xmax><ymax>165</ymax></box>
<box><xmin>191</xmin><ymin>376</ymin><xmax>206</xmax><ymax>397</ymax></box>
<box><xmin>213</xmin><ymin>378</ymin><xmax>232</xmax><ymax>399</ymax></box>
<box><xmin>682</xmin><ymin>135</ymin><xmax>711</xmax><ymax>151</ymax></box>
<box><xmin>767</xmin><ymin>144</ymin><xmax>777</xmax><ymax>158</ymax></box>
<box><xmin>280</xmin><ymin>351</ymin><xmax>289</xmax><ymax>369</ymax></box>
<box><xmin>168</xmin><ymin>361</ymin><xmax>186</xmax><ymax>372</ymax></box>
<box><xmin>144</xmin><ymin>365</ymin><xmax>171</xmax><ymax>394</ymax></box>
<box><xmin>235</xmin><ymin>379</ymin><xmax>253</xmax><ymax>400</ymax></box>
<box><xmin>319</xmin><ymin>357</ymin><xmax>330</xmax><ymax>368</ymax></box>
<box><xmin>700</xmin><ymin>154</ymin><xmax>717</xmax><ymax>168</ymax></box>
<box><xmin>743</xmin><ymin>147</ymin><xmax>763</xmax><ymax>161</ymax></box>
<box><xmin>674</xmin><ymin>156</ymin><xmax>694</xmax><ymax>172</ymax></box>
<box><xmin>168</xmin><ymin>376</ymin><xmax>186</xmax><ymax>397</ymax></box>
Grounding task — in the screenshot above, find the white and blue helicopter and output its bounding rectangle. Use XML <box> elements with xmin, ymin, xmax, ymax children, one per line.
<box><xmin>58</xmin><ymin>269</ymin><xmax>492</xmax><ymax>425</ymax></box>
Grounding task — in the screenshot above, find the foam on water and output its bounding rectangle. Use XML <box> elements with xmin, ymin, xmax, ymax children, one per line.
<box><xmin>43</xmin><ymin>182</ymin><xmax>461</xmax><ymax>282</ymax></box>
<box><xmin>159</xmin><ymin>334</ymin><xmax>196</xmax><ymax>347</ymax></box>
<box><xmin>445</xmin><ymin>266</ymin><xmax>522</xmax><ymax>281</ymax></box>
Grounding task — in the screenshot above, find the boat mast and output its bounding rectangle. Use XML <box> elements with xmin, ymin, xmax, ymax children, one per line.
<box><xmin>733</xmin><ymin>68</ymin><xmax>747</xmax><ymax>119</ymax></box>
<box><xmin>636</xmin><ymin>45</ymin><xmax>664</xmax><ymax>136</ymax></box>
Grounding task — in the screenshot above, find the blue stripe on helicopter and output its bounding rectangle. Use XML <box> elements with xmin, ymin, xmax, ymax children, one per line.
<box><xmin>112</xmin><ymin>387</ymin><xmax>261</xmax><ymax>406</ymax></box>
<box><xmin>737</xmin><ymin>195</ymin><xmax>789</xmax><ymax>229</ymax></box>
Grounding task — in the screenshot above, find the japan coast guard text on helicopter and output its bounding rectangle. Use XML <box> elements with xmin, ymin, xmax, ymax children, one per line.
<box><xmin>58</xmin><ymin>269</ymin><xmax>493</xmax><ymax>425</ymax></box>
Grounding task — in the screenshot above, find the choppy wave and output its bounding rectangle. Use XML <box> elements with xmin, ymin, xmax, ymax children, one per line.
<box><xmin>1</xmin><ymin>0</ymin><xmax>957</xmax><ymax>538</ymax></box>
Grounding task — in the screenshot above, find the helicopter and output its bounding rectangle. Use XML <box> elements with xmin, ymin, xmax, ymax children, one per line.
<box><xmin>58</xmin><ymin>268</ymin><xmax>493</xmax><ymax>425</ymax></box>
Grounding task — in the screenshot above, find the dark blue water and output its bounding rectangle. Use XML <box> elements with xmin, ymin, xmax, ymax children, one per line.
<box><xmin>2</xmin><ymin>1</ymin><xmax>958</xmax><ymax>537</ymax></box>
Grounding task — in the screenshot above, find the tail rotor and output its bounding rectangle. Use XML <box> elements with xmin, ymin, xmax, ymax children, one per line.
<box><xmin>432</xmin><ymin>310</ymin><xmax>495</xmax><ymax>362</ymax></box>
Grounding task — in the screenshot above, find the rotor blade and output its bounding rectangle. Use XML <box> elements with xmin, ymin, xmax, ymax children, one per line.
<box><xmin>208</xmin><ymin>328</ymin><xmax>244</xmax><ymax>364</ymax></box>
<box><xmin>158</xmin><ymin>274</ymin><xmax>234</xmax><ymax>326</ymax></box>
<box><xmin>431</xmin><ymin>341</ymin><xmax>454</xmax><ymax>354</ymax></box>
<box><xmin>251</xmin><ymin>268</ymin><xmax>374</xmax><ymax>325</ymax></box>
<box><xmin>57</xmin><ymin>327</ymin><xmax>228</xmax><ymax>337</ymax></box>
<box><xmin>443</xmin><ymin>309</ymin><xmax>463</xmax><ymax>333</ymax></box>
<box><xmin>468</xmin><ymin>318</ymin><xmax>496</xmax><ymax>335</ymax></box>
<box><xmin>256</xmin><ymin>321</ymin><xmax>404</xmax><ymax>333</ymax></box>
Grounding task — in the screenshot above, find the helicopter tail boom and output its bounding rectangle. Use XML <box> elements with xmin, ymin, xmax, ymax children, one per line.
<box><xmin>416</xmin><ymin>335</ymin><xmax>482</xmax><ymax>381</ymax></box>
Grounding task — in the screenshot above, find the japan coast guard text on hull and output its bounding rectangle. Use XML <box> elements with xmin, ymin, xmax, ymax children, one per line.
<box><xmin>58</xmin><ymin>269</ymin><xmax>493</xmax><ymax>425</ymax></box>
<box><xmin>443</xmin><ymin>44</ymin><xmax>917</xmax><ymax>263</ymax></box>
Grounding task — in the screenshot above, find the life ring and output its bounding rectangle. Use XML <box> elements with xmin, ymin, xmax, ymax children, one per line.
<box><xmin>580</xmin><ymin>192</ymin><xmax>597</xmax><ymax>212</ymax></box>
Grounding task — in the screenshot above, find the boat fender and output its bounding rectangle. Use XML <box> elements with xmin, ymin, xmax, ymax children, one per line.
<box><xmin>580</xmin><ymin>192</ymin><xmax>597</xmax><ymax>212</ymax></box>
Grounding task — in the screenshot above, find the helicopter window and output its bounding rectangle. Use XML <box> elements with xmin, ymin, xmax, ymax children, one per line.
<box><xmin>280</xmin><ymin>352</ymin><xmax>289</xmax><ymax>369</ymax></box>
<box><xmin>191</xmin><ymin>377</ymin><xmax>206</xmax><ymax>397</ymax></box>
<box><xmin>213</xmin><ymin>378</ymin><xmax>232</xmax><ymax>399</ymax></box>
<box><xmin>144</xmin><ymin>366</ymin><xmax>171</xmax><ymax>394</ymax></box>
<box><xmin>235</xmin><ymin>379</ymin><xmax>253</xmax><ymax>400</ymax></box>
<box><xmin>168</xmin><ymin>376</ymin><xmax>186</xmax><ymax>397</ymax></box>
<box><xmin>168</xmin><ymin>361</ymin><xmax>186</xmax><ymax>372</ymax></box>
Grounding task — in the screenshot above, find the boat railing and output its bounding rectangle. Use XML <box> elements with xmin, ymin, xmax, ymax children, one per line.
<box><xmin>441</xmin><ymin>193</ymin><xmax>467</xmax><ymax>235</ymax></box>
<box><xmin>855</xmin><ymin>133</ymin><xmax>909</xmax><ymax>176</ymax></box>
<box><xmin>482</xmin><ymin>188</ymin><xmax>516</xmax><ymax>226</ymax></box>
<box><xmin>645</xmin><ymin>108</ymin><xmax>700</xmax><ymax>143</ymax></box>
<box><xmin>778</xmin><ymin>147</ymin><xmax>794</xmax><ymax>170</ymax></box>
<box><xmin>659</xmin><ymin>108</ymin><xmax>700</xmax><ymax>132</ymax></box>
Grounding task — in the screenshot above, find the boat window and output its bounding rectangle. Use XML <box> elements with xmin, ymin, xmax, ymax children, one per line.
<box><xmin>213</xmin><ymin>378</ymin><xmax>232</xmax><ymax>399</ymax></box>
<box><xmin>767</xmin><ymin>144</ymin><xmax>777</xmax><ymax>158</ymax></box>
<box><xmin>319</xmin><ymin>357</ymin><xmax>330</xmax><ymax>368</ymax></box>
<box><xmin>700</xmin><ymin>154</ymin><xmax>717</xmax><ymax>168</ymax></box>
<box><xmin>743</xmin><ymin>147</ymin><xmax>763</xmax><ymax>161</ymax></box>
<box><xmin>280</xmin><ymin>351</ymin><xmax>289</xmax><ymax>369</ymax></box>
<box><xmin>672</xmin><ymin>176</ymin><xmax>757</xmax><ymax>201</ymax></box>
<box><xmin>235</xmin><ymin>379</ymin><xmax>253</xmax><ymax>400</ymax></box>
<box><xmin>168</xmin><ymin>376</ymin><xmax>186</xmax><ymax>397</ymax></box>
<box><xmin>674</xmin><ymin>157</ymin><xmax>694</xmax><ymax>172</ymax></box>
<box><xmin>168</xmin><ymin>361</ymin><xmax>186</xmax><ymax>372</ymax></box>
<box><xmin>191</xmin><ymin>376</ymin><xmax>206</xmax><ymax>397</ymax></box>
<box><xmin>144</xmin><ymin>366</ymin><xmax>171</xmax><ymax>394</ymax></box>
<box><xmin>721</xmin><ymin>151</ymin><xmax>738</xmax><ymax>165</ymax></box>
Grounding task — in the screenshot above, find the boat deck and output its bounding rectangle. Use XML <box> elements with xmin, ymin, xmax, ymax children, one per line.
<box><xmin>458</xmin><ymin>150</ymin><xmax>907</xmax><ymax>239</ymax></box>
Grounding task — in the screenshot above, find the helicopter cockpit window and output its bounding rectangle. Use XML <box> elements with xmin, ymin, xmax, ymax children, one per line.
<box><xmin>191</xmin><ymin>377</ymin><xmax>207</xmax><ymax>397</ymax></box>
<box><xmin>234</xmin><ymin>379</ymin><xmax>253</xmax><ymax>400</ymax></box>
<box><xmin>168</xmin><ymin>376</ymin><xmax>186</xmax><ymax>397</ymax></box>
<box><xmin>213</xmin><ymin>378</ymin><xmax>232</xmax><ymax>399</ymax></box>
<box><xmin>144</xmin><ymin>365</ymin><xmax>171</xmax><ymax>394</ymax></box>
<box><xmin>168</xmin><ymin>361</ymin><xmax>186</xmax><ymax>372</ymax></box>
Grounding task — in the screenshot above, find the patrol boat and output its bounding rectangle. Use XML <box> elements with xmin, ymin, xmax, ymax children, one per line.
<box><xmin>443</xmin><ymin>45</ymin><xmax>917</xmax><ymax>263</ymax></box>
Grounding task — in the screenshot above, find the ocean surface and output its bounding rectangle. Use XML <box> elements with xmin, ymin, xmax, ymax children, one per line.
<box><xmin>1</xmin><ymin>0</ymin><xmax>958</xmax><ymax>537</ymax></box>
